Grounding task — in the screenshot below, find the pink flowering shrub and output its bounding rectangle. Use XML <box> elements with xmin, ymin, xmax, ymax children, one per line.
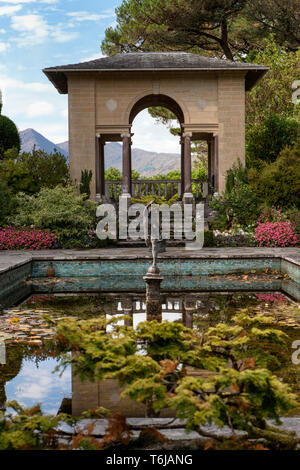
<box><xmin>255</xmin><ymin>221</ymin><xmax>298</xmax><ymax>247</ymax></box>
<box><xmin>0</xmin><ymin>226</ymin><xmax>57</xmax><ymax>250</ymax></box>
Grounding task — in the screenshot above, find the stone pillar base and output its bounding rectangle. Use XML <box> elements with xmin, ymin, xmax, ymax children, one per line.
<box><xmin>183</xmin><ymin>192</ymin><xmax>194</xmax><ymax>205</ymax></box>
<box><xmin>119</xmin><ymin>193</ymin><xmax>131</xmax><ymax>203</ymax></box>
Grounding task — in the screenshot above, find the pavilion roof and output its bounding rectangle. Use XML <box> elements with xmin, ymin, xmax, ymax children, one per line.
<box><xmin>43</xmin><ymin>52</ymin><xmax>269</xmax><ymax>94</ymax></box>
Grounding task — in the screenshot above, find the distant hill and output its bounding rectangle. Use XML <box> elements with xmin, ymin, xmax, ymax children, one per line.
<box><xmin>104</xmin><ymin>142</ymin><xmax>180</xmax><ymax>176</ymax></box>
<box><xmin>20</xmin><ymin>129</ymin><xmax>180</xmax><ymax>176</ymax></box>
<box><xmin>20</xmin><ymin>129</ymin><xmax>68</xmax><ymax>159</ymax></box>
<box><xmin>57</xmin><ymin>140</ymin><xmax>69</xmax><ymax>154</ymax></box>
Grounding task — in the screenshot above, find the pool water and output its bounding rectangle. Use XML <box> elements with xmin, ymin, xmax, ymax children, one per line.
<box><xmin>1</xmin><ymin>292</ymin><xmax>300</xmax><ymax>417</ymax></box>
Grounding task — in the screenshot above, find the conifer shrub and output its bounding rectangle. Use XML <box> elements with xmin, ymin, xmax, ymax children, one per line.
<box><xmin>0</xmin><ymin>115</ymin><xmax>20</xmax><ymax>158</ymax></box>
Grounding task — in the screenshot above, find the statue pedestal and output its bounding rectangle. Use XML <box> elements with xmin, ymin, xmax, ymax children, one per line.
<box><xmin>143</xmin><ymin>270</ymin><xmax>164</xmax><ymax>322</ymax></box>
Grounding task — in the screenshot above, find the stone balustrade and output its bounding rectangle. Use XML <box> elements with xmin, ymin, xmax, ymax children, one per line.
<box><xmin>103</xmin><ymin>179</ymin><xmax>208</xmax><ymax>202</ymax></box>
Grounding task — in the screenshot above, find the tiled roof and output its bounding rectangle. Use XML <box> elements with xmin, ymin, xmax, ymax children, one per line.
<box><xmin>43</xmin><ymin>52</ymin><xmax>269</xmax><ymax>94</ymax></box>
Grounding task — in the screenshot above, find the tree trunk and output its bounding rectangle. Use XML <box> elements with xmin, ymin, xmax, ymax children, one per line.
<box><xmin>220</xmin><ymin>19</ymin><xmax>234</xmax><ymax>60</ymax></box>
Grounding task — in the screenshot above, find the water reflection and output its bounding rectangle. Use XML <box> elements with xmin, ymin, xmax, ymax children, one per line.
<box><xmin>0</xmin><ymin>291</ymin><xmax>297</xmax><ymax>417</ymax></box>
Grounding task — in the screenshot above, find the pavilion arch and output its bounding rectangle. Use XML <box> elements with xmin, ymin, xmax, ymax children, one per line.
<box><xmin>128</xmin><ymin>93</ymin><xmax>186</xmax><ymax>126</ymax></box>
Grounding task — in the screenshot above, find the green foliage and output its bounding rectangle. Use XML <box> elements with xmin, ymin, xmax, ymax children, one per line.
<box><xmin>11</xmin><ymin>185</ymin><xmax>97</xmax><ymax>247</ymax></box>
<box><xmin>131</xmin><ymin>194</ymin><xmax>179</xmax><ymax>206</ymax></box>
<box><xmin>104</xmin><ymin>167</ymin><xmax>141</xmax><ymax>200</ymax></box>
<box><xmin>243</xmin><ymin>1</ymin><xmax>300</xmax><ymax>54</ymax></box>
<box><xmin>105</xmin><ymin>167</ymin><xmax>122</xmax><ymax>181</ymax></box>
<box><xmin>0</xmin><ymin>148</ymin><xmax>69</xmax><ymax>194</ymax></box>
<box><xmin>0</xmin><ymin>401</ymin><xmax>72</xmax><ymax>450</ymax></box>
<box><xmin>246</xmin><ymin>114</ymin><xmax>300</xmax><ymax>167</ymax></box>
<box><xmin>0</xmin><ymin>115</ymin><xmax>20</xmax><ymax>158</ymax></box>
<box><xmin>246</xmin><ymin>38</ymin><xmax>300</xmax><ymax>127</ymax></box>
<box><xmin>210</xmin><ymin>184</ymin><xmax>261</xmax><ymax>231</ymax></box>
<box><xmin>225</xmin><ymin>159</ymin><xmax>249</xmax><ymax>193</ymax></box>
<box><xmin>204</xmin><ymin>230</ymin><xmax>215</xmax><ymax>247</ymax></box>
<box><xmin>102</xmin><ymin>0</ymin><xmax>300</xmax><ymax>61</ymax></box>
<box><xmin>0</xmin><ymin>176</ymin><xmax>15</xmax><ymax>226</ymax></box>
<box><xmin>105</xmin><ymin>167</ymin><xmax>140</xmax><ymax>181</ymax></box>
<box><xmin>80</xmin><ymin>169</ymin><xmax>92</xmax><ymax>199</ymax></box>
<box><xmin>285</xmin><ymin>207</ymin><xmax>300</xmax><ymax>235</ymax></box>
<box><xmin>54</xmin><ymin>310</ymin><xmax>299</xmax><ymax>449</ymax></box>
<box><xmin>248</xmin><ymin>141</ymin><xmax>300</xmax><ymax>209</ymax></box>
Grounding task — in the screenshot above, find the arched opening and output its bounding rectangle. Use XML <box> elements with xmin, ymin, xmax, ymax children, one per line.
<box><xmin>96</xmin><ymin>94</ymin><xmax>213</xmax><ymax>206</ymax></box>
<box><xmin>127</xmin><ymin>94</ymin><xmax>207</xmax><ymax>203</ymax></box>
<box><xmin>130</xmin><ymin>96</ymin><xmax>182</xmax><ymax>200</ymax></box>
<box><xmin>129</xmin><ymin>94</ymin><xmax>185</xmax><ymax>125</ymax></box>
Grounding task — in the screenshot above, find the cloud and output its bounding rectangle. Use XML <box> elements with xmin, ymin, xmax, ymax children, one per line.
<box><xmin>132</xmin><ymin>109</ymin><xmax>180</xmax><ymax>153</ymax></box>
<box><xmin>0</xmin><ymin>72</ymin><xmax>68</xmax><ymax>142</ymax></box>
<box><xmin>51</xmin><ymin>26</ymin><xmax>78</xmax><ymax>43</ymax></box>
<box><xmin>0</xmin><ymin>5</ymin><xmax>22</xmax><ymax>16</ymax></box>
<box><xmin>0</xmin><ymin>41</ymin><xmax>9</xmax><ymax>52</ymax></box>
<box><xmin>67</xmin><ymin>11</ymin><xmax>115</xmax><ymax>22</ymax></box>
<box><xmin>10</xmin><ymin>14</ymin><xmax>78</xmax><ymax>46</ymax></box>
<box><xmin>0</xmin><ymin>0</ymin><xmax>57</xmax><ymax>3</ymax></box>
<box><xmin>0</xmin><ymin>73</ymin><xmax>52</xmax><ymax>92</ymax></box>
<box><xmin>27</xmin><ymin>100</ymin><xmax>55</xmax><ymax>117</ymax></box>
<box><xmin>11</xmin><ymin>14</ymin><xmax>49</xmax><ymax>45</ymax></box>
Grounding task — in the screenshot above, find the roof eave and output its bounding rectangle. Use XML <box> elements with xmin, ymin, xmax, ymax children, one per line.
<box><xmin>43</xmin><ymin>66</ymin><xmax>269</xmax><ymax>95</ymax></box>
<box><xmin>245</xmin><ymin>68</ymin><xmax>269</xmax><ymax>91</ymax></box>
<box><xmin>43</xmin><ymin>70</ymin><xmax>68</xmax><ymax>94</ymax></box>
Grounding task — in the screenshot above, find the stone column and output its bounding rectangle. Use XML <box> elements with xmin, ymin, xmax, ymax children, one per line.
<box><xmin>121</xmin><ymin>133</ymin><xmax>131</xmax><ymax>199</ymax></box>
<box><xmin>129</xmin><ymin>139</ymin><xmax>132</xmax><ymax>195</ymax></box>
<box><xmin>180</xmin><ymin>139</ymin><xmax>185</xmax><ymax>199</ymax></box>
<box><xmin>95</xmin><ymin>135</ymin><xmax>106</xmax><ymax>200</ymax></box>
<box><xmin>207</xmin><ymin>139</ymin><xmax>212</xmax><ymax>195</ymax></box>
<box><xmin>183</xmin><ymin>297</ymin><xmax>196</xmax><ymax>329</ymax></box>
<box><xmin>122</xmin><ymin>299</ymin><xmax>133</xmax><ymax>327</ymax></box>
<box><xmin>143</xmin><ymin>275</ymin><xmax>163</xmax><ymax>322</ymax></box>
<box><xmin>213</xmin><ymin>134</ymin><xmax>219</xmax><ymax>193</ymax></box>
<box><xmin>183</xmin><ymin>132</ymin><xmax>194</xmax><ymax>204</ymax></box>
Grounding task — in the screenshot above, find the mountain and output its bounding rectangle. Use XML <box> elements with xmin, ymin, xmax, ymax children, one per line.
<box><xmin>57</xmin><ymin>141</ymin><xmax>69</xmax><ymax>154</ymax></box>
<box><xmin>20</xmin><ymin>129</ymin><xmax>180</xmax><ymax>176</ymax></box>
<box><xmin>103</xmin><ymin>142</ymin><xmax>180</xmax><ymax>176</ymax></box>
<box><xmin>20</xmin><ymin>129</ymin><xmax>68</xmax><ymax>159</ymax></box>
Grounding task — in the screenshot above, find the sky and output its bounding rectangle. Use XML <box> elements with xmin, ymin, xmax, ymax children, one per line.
<box><xmin>0</xmin><ymin>0</ymin><xmax>180</xmax><ymax>153</ymax></box>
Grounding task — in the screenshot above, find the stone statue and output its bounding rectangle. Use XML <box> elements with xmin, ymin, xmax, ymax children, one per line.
<box><xmin>143</xmin><ymin>200</ymin><xmax>166</xmax><ymax>267</ymax></box>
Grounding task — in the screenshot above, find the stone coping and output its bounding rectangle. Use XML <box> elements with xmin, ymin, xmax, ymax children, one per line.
<box><xmin>0</xmin><ymin>248</ymin><xmax>299</xmax><ymax>276</ymax></box>
<box><xmin>55</xmin><ymin>417</ymin><xmax>300</xmax><ymax>441</ymax></box>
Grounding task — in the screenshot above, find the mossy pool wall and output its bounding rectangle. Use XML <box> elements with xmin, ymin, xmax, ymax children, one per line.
<box><xmin>1</xmin><ymin>249</ymin><xmax>299</xmax><ymax>308</ymax></box>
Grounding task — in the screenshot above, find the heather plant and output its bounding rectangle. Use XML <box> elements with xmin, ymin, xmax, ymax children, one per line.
<box><xmin>54</xmin><ymin>312</ymin><xmax>299</xmax><ymax>449</ymax></box>
<box><xmin>11</xmin><ymin>185</ymin><xmax>97</xmax><ymax>247</ymax></box>
<box><xmin>0</xmin><ymin>226</ymin><xmax>57</xmax><ymax>250</ymax></box>
<box><xmin>255</xmin><ymin>222</ymin><xmax>298</xmax><ymax>248</ymax></box>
